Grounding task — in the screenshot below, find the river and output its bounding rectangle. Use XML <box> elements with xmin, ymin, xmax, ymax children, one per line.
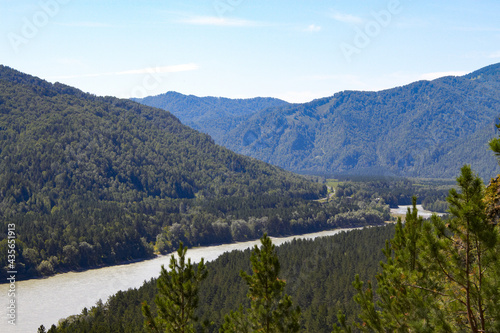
<box><xmin>390</xmin><ymin>204</ymin><xmax>446</xmax><ymax>218</ymax></box>
<box><xmin>1</xmin><ymin>227</ymin><xmax>360</xmax><ymax>332</ymax></box>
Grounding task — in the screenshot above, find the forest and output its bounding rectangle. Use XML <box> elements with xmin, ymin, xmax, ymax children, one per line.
<box><xmin>219</xmin><ymin>63</ymin><xmax>500</xmax><ymax>179</ymax></box>
<box><xmin>0</xmin><ymin>66</ymin><xmax>397</xmax><ymax>281</ymax></box>
<box><xmin>3</xmin><ymin>63</ymin><xmax>499</xmax><ymax>332</ymax></box>
<box><xmin>330</xmin><ymin>176</ymin><xmax>454</xmax><ymax>212</ymax></box>
<box><xmin>132</xmin><ymin>92</ymin><xmax>288</xmax><ymax>144</ymax></box>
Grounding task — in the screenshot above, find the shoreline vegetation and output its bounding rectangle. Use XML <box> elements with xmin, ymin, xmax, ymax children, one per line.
<box><xmin>43</xmin><ymin>168</ymin><xmax>500</xmax><ymax>332</ymax></box>
<box><xmin>0</xmin><ymin>222</ymin><xmax>376</xmax><ymax>284</ymax></box>
<box><xmin>0</xmin><ymin>65</ymin><xmax>328</xmax><ymax>281</ymax></box>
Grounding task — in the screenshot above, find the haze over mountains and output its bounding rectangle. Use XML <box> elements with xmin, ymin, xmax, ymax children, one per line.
<box><xmin>136</xmin><ymin>63</ymin><xmax>500</xmax><ymax>179</ymax></box>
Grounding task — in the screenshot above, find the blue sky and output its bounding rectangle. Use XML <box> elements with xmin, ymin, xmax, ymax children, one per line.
<box><xmin>1</xmin><ymin>0</ymin><xmax>499</xmax><ymax>103</ymax></box>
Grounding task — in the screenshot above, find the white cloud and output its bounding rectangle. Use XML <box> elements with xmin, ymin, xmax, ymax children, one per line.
<box><xmin>304</xmin><ymin>24</ymin><xmax>321</xmax><ymax>32</ymax></box>
<box><xmin>393</xmin><ymin>17</ymin><xmax>431</xmax><ymax>29</ymax></box>
<box><xmin>305</xmin><ymin>74</ymin><xmax>364</xmax><ymax>86</ymax></box>
<box><xmin>57</xmin><ymin>58</ymin><xmax>85</xmax><ymax>66</ymax></box>
<box><xmin>452</xmin><ymin>26</ymin><xmax>500</xmax><ymax>32</ymax></box>
<box><xmin>329</xmin><ymin>10</ymin><xmax>363</xmax><ymax>24</ymax></box>
<box><xmin>49</xmin><ymin>64</ymin><xmax>200</xmax><ymax>80</ymax></box>
<box><xmin>178</xmin><ymin>16</ymin><xmax>264</xmax><ymax>27</ymax></box>
<box><xmin>55</xmin><ymin>21</ymin><xmax>113</xmax><ymax>28</ymax></box>
<box><xmin>419</xmin><ymin>71</ymin><xmax>468</xmax><ymax>81</ymax></box>
<box><xmin>116</xmin><ymin>64</ymin><xmax>200</xmax><ymax>75</ymax></box>
<box><xmin>274</xmin><ymin>91</ymin><xmax>333</xmax><ymax>104</ymax></box>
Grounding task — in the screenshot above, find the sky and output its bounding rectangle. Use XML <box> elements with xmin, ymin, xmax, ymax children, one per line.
<box><xmin>1</xmin><ymin>0</ymin><xmax>499</xmax><ymax>103</ymax></box>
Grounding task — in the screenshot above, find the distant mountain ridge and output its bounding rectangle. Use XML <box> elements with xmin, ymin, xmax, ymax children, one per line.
<box><xmin>136</xmin><ymin>63</ymin><xmax>500</xmax><ymax>179</ymax></box>
<box><xmin>227</xmin><ymin>63</ymin><xmax>500</xmax><ymax>179</ymax></box>
<box><xmin>132</xmin><ymin>92</ymin><xmax>288</xmax><ymax>143</ymax></box>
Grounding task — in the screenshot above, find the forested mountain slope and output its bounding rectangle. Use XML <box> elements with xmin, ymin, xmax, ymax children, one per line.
<box><xmin>132</xmin><ymin>92</ymin><xmax>288</xmax><ymax>143</ymax></box>
<box><xmin>222</xmin><ymin>63</ymin><xmax>500</xmax><ymax>179</ymax></box>
<box><xmin>0</xmin><ymin>66</ymin><xmax>326</xmax><ymax>280</ymax></box>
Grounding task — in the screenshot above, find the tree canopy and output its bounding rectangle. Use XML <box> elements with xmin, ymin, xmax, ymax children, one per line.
<box><xmin>221</xmin><ymin>234</ymin><xmax>301</xmax><ymax>332</ymax></box>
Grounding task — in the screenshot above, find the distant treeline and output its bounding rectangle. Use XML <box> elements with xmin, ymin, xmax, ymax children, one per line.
<box><xmin>1</xmin><ymin>192</ymin><xmax>388</xmax><ymax>281</ymax></box>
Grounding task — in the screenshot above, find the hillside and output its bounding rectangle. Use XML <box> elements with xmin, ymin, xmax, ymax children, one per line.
<box><xmin>0</xmin><ymin>66</ymin><xmax>326</xmax><ymax>280</ymax></box>
<box><xmin>221</xmin><ymin>63</ymin><xmax>500</xmax><ymax>179</ymax></box>
<box><xmin>132</xmin><ymin>92</ymin><xmax>288</xmax><ymax>143</ymax></box>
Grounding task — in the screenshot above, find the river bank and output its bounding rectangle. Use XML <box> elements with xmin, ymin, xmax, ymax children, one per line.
<box><xmin>0</xmin><ymin>227</ymin><xmax>363</xmax><ymax>333</ymax></box>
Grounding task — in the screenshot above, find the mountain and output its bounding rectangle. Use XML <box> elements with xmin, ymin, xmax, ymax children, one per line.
<box><xmin>135</xmin><ymin>64</ymin><xmax>500</xmax><ymax>179</ymax></box>
<box><xmin>132</xmin><ymin>92</ymin><xmax>288</xmax><ymax>143</ymax></box>
<box><xmin>0</xmin><ymin>65</ymin><xmax>326</xmax><ymax>279</ymax></box>
<box><xmin>220</xmin><ymin>63</ymin><xmax>500</xmax><ymax>179</ymax></box>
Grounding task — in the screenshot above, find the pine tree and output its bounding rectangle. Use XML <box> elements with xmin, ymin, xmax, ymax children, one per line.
<box><xmin>221</xmin><ymin>234</ymin><xmax>301</xmax><ymax>332</ymax></box>
<box><xmin>334</xmin><ymin>165</ymin><xmax>500</xmax><ymax>332</ymax></box>
<box><xmin>142</xmin><ymin>242</ymin><xmax>207</xmax><ymax>333</ymax></box>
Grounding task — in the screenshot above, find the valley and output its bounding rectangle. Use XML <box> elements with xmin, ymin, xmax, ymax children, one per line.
<box><xmin>0</xmin><ymin>227</ymin><xmax>361</xmax><ymax>333</ymax></box>
<box><xmin>3</xmin><ymin>1</ymin><xmax>500</xmax><ymax>331</ymax></box>
<box><xmin>0</xmin><ymin>63</ymin><xmax>499</xmax><ymax>332</ymax></box>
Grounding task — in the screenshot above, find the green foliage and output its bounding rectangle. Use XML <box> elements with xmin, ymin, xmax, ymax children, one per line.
<box><xmin>221</xmin><ymin>234</ymin><xmax>301</xmax><ymax>332</ymax></box>
<box><xmin>142</xmin><ymin>242</ymin><xmax>207</xmax><ymax>333</ymax></box>
<box><xmin>332</xmin><ymin>176</ymin><xmax>454</xmax><ymax>209</ymax></box>
<box><xmin>334</xmin><ymin>165</ymin><xmax>500</xmax><ymax>332</ymax></box>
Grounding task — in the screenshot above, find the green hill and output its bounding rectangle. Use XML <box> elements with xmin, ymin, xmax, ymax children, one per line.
<box><xmin>0</xmin><ymin>66</ymin><xmax>326</xmax><ymax>280</ymax></box>
<box><xmin>135</xmin><ymin>63</ymin><xmax>500</xmax><ymax>180</ymax></box>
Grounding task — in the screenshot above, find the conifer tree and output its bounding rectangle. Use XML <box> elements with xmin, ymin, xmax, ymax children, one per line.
<box><xmin>142</xmin><ymin>242</ymin><xmax>207</xmax><ymax>333</ymax></box>
<box><xmin>334</xmin><ymin>165</ymin><xmax>500</xmax><ymax>332</ymax></box>
<box><xmin>221</xmin><ymin>234</ymin><xmax>301</xmax><ymax>332</ymax></box>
